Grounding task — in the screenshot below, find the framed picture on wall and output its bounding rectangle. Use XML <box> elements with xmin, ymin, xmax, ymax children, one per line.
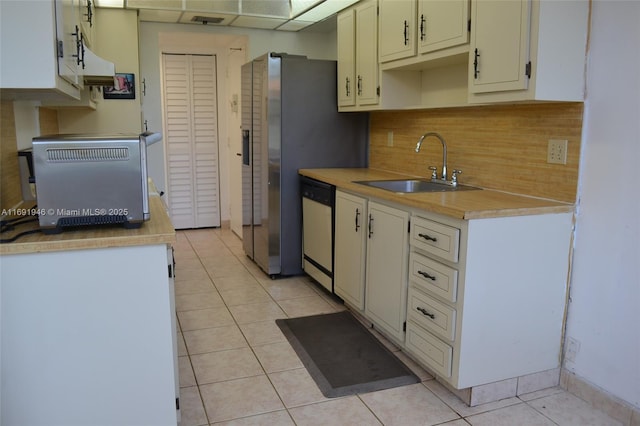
<box><xmin>103</xmin><ymin>73</ymin><xmax>135</xmax><ymax>99</ymax></box>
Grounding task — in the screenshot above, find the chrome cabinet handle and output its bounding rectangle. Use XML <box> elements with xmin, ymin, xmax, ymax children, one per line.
<box><xmin>368</xmin><ymin>214</ymin><xmax>373</xmax><ymax>238</ymax></box>
<box><xmin>355</xmin><ymin>208</ymin><xmax>360</xmax><ymax>232</ymax></box>
<box><xmin>357</xmin><ymin>75</ymin><xmax>362</xmax><ymax>96</ymax></box>
<box><xmin>417</xmin><ymin>306</ymin><xmax>435</xmax><ymax>319</ymax></box>
<box><xmin>420</xmin><ymin>14</ymin><xmax>426</xmax><ymax>41</ymax></box>
<box><xmin>418</xmin><ymin>233</ymin><xmax>437</xmax><ymax>242</ymax></box>
<box><xmin>417</xmin><ymin>270</ymin><xmax>436</xmax><ymax>281</ymax></box>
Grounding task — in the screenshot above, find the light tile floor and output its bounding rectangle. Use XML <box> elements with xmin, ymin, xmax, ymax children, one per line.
<box><xmin>174</xmin><ymin>228</ymin><xmax>622</xmax><ymax>426</ymax></box>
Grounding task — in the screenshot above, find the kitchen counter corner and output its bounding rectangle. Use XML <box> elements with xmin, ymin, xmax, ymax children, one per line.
<box><xmin>0</xmin><ymin>196</ymin><xmax>176</xmax><ymax>255</ymax></box>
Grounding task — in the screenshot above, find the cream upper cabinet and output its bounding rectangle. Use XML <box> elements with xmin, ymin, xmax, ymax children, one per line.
<box><xmin>78</xmin><ymin>0</ymin><xmax>95</xmax><ymax>48</ymax></box>
<box><xmin>337</xmin><ymin>10</ymin><xmax>356</xmax><ymax>107</ymax></box>
<box><xmin>469</xmin><ymin>0</ymin><xmax>589</xmax><ymax>103</ymax></box>
<box><xmin>379</xmin><ymin>0</ymin><xmax>470</xmax><ymax>64</ymax></box>
<box><xmin>0</xmin><ymin>0</ymin><xmax>81</xmax><ymax>100</ymax></box>
<box><xmin>56</xmin><ymin>0</ymin><xmax>82</xmax><ymax>87</ymax></box>
<box><xmin>468</xmin><ymin>0</ymin><xmax>530</xmax><ymax>94</ymax></box>
<box><xmin>378</xmin><ymin>0</ymin><xmax>416</xmax><ymax>63</ymax></box>
<box><xmin>337</xmin><ymin>0</ymin><xmax>379</xmax><ymax>110</ymax></box>
<box><xmin>334</xmin><ymin>191</ymin><xmax>368</xmax><ymax>310</ymax></box>
<box><xmin>418</xmin><ymin>0</ymin><xmax>470</xmax><ymax>54</ymax></box>
<box><xmin>364</xmin><ymin>201</ymin><xmax>410</xmax><ymax>343</ymax></box>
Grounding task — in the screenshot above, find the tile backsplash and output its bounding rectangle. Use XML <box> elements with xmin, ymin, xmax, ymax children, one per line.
<box><xmin>0</xmin><ymin>102</ymin><xmax>59</xmax><ymax>212</ymax></box>
<box><xmin>1</xmin><ymin>101</ymin><xmax>22</xmax><ymax>211</ymax></box>
<box><xmin>370</xmin><ymin>103</ymin><xmax>583</xmax><ymax>203</ymax></box>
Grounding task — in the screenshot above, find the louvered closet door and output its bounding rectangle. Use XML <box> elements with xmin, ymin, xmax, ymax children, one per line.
<box><xmin>162</xmin><ymin>54</ymin><xmax>221</xmax><ymax>229</ymax></box>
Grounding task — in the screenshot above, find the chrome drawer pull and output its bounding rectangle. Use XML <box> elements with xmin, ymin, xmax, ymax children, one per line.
<box><xmin>417</xmin><ymin>306</ymin><xmax>435</xmax><ymax>319</ymax></box>
<box><xmin>417</xmin><ymin>270</ymin><xmax>436</xmax><ymax>281</ymax></box>
<box><xmin>418</xmin><ymin>233</ymin><xmax>437</xmax><ymax>242</ymax></box>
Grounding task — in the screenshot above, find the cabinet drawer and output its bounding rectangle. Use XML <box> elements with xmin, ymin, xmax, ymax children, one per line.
<box><xmin>409</xmin><ymin>252</ymin><xmax>458</xmax><ymax>303</ymax></box>
<box><xmin>405</xmin><ymin>322</ymin><xmax>453</xmax><ymax>378</ymax></box>
<box><xmin>411</xmin><ymin>216</ymin><xmax>460</xmax><ymax>263</ymax></box>
<box><xmin>408</xmin><ymin>287</ymin><xmax>456</xmax><ymax>341</ymax></box>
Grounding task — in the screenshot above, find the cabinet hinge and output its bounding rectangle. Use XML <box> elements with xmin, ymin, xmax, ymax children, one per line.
<box><xmin>176</xmin><ymin>397</ymin><xmax>180</xmax><ymax>410</ymax></box>
<box><xmin>168</xmin><ymin>264</ymin><xmax>173</xmax><ymax>278</ymax></box>
<box><xmin>376</xmin><ymin>86</ymin><xmax>380</xmax><ymax>96</ymax></box>
<box><xmin>403</xmin><ymin>321</ymin><xmax>407</xmax><ymax>332</ymax></box>
<box><xmin>467</xmin><ymin>19</ymin><xmax>471</xmax><ymax>32</ymax></box>
<box><xmin>407</xmin><ymin>220</ymin><xmax>411</xmax><ymax>233</ymax></box>
<box><xmin>57</xmin><ymin>40</ymin><xmax>64</xmax><ymax>58</ymax></box>
<box><xmin>525</xmin><ymin>61</ymin><xmax>532</xmax><ymax>78</ymax></box>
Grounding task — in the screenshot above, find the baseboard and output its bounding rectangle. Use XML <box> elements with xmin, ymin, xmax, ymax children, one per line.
<box><xmin>560</xmin><ymin>369</ymin><xmax>640</xmax><ymax>426</ymax></box>
<box><xmin>433</xmin><ymin>368</ymin><xmax>560</xmax><ymax>406</ymax></box>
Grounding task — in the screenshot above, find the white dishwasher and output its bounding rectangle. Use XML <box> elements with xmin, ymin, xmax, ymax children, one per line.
<box><xmin>301</xmin><ymin>176</ymin><xmax>335</xmax><ymax>293</ymax></box>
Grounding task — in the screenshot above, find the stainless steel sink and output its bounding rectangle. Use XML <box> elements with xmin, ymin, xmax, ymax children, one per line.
<box><xmin>353</xmin><ymin>179</ymin><xmax>481</xmax><ymax>193</ymax></box>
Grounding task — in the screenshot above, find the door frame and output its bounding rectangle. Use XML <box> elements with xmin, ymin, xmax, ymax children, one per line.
<box><xmin>154</xmin><ymin>33</ymin><xmax>247</xmax><ymax>229</ymax></box>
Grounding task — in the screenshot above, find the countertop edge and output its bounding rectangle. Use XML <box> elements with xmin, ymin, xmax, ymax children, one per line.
<box><xmin>0</xmin><ymin>196</ymin><xmax>176</xmax><ymax>256</ymax></box>
<box><xmin>299</xmin><ymin>168</ymin><xmax>575</xmax><ymax>220</ymax></box>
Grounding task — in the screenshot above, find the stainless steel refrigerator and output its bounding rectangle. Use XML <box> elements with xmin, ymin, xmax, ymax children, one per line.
<box><xmin>241</xmin><ymin>52</ymin><xmax>368</xmax><ymax>277</ymax></box>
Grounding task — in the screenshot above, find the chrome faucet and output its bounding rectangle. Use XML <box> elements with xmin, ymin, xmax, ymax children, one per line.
<box><xmin>415</xmin><ymin>132</ymin><xmax>448</xmax><ymax>182</ymax></box>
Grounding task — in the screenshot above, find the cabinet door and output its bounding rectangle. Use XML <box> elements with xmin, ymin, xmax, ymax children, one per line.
<box><xmin>355</xmin><ymin>0</ymin><xmax>379</xmax><ymax>106</ymax></box>
<box><xmin>55</xmin><ymin>0</ymin><xmax>81</xmax><ymax>86</ymax></box>
<box><xmin>379</xmin><ymin>0</ymin><xmax>417</xmax><ymax>63</ymax></box>
<box><xmin>78</xmin><ymin>0</ymin><xmax>95</xmax><ymax>47</ymax></box>
<box><xmin>365</xmin><ymin>201</ymin><xmax>409</xmax><ymax>342</ymax></box>
<box><xmin>469</xmin><ymin>0</ymin><xmax>531</xmax><ymax>94</ymax></box>
<box><xmin>334</xmin><ymin>192</ymin><xmax>367</xmax><ymax>310</ymax></box>
<box><xmin>337</xmin><ymin>9</ymin><xmax>356</xmax><ymax>107</ymax></box>
<box><xmin>418</xmin><ymin>0</ymin><xmax>469</xmax><ymax>54</ymax></box>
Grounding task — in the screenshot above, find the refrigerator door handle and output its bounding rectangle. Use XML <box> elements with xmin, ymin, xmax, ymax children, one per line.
<box><xmin>242</xmin><ymin>130</ymin><xmax>250</xmax><ymax>165</ymax></box>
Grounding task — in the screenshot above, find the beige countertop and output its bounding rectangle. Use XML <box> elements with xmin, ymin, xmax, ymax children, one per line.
<box><xmin>0</xmin><ymin>196</ymin><xmax>176</xmax><ymax>255</ymax></box>
<box><xmin>299</xmin><ymin>168</ymin><xmax>574</xmax><ymax>220</ymax></box>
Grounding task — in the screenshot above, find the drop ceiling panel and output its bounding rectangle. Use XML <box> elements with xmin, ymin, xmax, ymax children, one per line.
<box><xmin>127</xmin><ymin>0</ymin><xmax>182</xmax><ymax>10</ymax></box>
<box><xmin>184</xmin><ymin>0</ymin><xmax>239</xmax><ymax>14</ymax></box>
<box><xmin>138</xmin><ymin>9</ymin><xmax>183</xmax><ymax>23</ymax></box>
<box><xmin>241</xmin><ymin>0</ymin><xmax>289</xmax><ymax>18</ymax></box>
<box><xmin>277</xmin><ymin>20</ymin><xmax>315</xmax><ymax>31</ymax></box>
<box><xmin>231</xmin><ymin>15</ymin><xmax>287</xmax><ymax>29</ymax></box>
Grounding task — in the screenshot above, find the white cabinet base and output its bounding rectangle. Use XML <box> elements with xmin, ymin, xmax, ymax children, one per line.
<box><xmin>1</xmin><ymin>244</ymin><xmax>178</xmax><ymax>425</ymax></box>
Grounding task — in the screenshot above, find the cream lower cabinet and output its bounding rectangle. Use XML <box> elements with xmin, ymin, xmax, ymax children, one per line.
<box><xmin>334</xmin><ymin>191</ymin><xmax>368</xmax><ymax>310</ymax></box>
<box><xmin>334</xmin><ymin>192</ymin><xmax>410</xmax><ymax>344</ymax></box>
<box><xmin>364</xmin><ymin>201</ymin><xmax>410</xmax><ymax>343</ymax></box>
<box><xmin>405</xmin><ymin>211</ymin><xmax>573</xmax><ymax>390</ymax></box>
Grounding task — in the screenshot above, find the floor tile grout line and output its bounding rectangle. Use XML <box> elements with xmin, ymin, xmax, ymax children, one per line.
<box><xmin>192</xmin><ymin>229</ymin><xmax>363</xmax><ymax>424</ymax></box>
<box><xmin>179</xmin><ymin>229</ymin><xmax>441</xmax><ymax>426</ymax></box>
<box><xmin>182</xmin><ymin>229</ymin><xmax>297</xmax><ymax>424</ymax></box>
<box><xmin>177</xmin><ymin>233</ymin><xmax>214</xmax><ymax>426</ymax></box>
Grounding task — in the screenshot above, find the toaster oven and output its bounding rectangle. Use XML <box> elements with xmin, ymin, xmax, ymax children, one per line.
<box><xmin>32</xmin><ymin>132</ymin><xmax>162</xmax><ymax>234</ymax></box>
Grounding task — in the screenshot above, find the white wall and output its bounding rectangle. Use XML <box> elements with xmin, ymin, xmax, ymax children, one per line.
<box><xmin>138</xmin><ymin>21</ymin><xmax>337</xmax><ymax>223</ymax></box>
<box><xmin>565</xmin><ymin>1</ymin><xmax>640</xmax><ymax>409</ymax></box>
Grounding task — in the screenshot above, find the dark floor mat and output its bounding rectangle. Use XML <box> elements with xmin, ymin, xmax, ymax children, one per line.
<box><xmin>276</xmin><ymin>311</ymin><xmax>419</xmax><ymax>398</ymax></box>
